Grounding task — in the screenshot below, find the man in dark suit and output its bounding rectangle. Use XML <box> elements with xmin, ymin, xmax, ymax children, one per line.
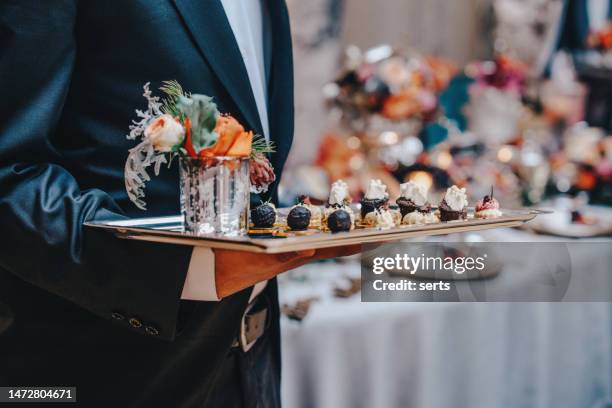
<box><xmin>0</xmin><ymin>1</ymin><xmax>356</xmax><ymax>406</ymax></box>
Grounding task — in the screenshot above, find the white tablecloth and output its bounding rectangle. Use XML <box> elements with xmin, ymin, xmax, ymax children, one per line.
<box><xmin>279</xmin><ymin>229</ymin><xmax>612</xmax><ymax>408</ymax></box>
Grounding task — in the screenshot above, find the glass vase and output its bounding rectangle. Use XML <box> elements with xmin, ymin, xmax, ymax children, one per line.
<box><xmin>179</xmin><ymin>156</ymin><xmax>250</xmax><ymax>236</ymax></box>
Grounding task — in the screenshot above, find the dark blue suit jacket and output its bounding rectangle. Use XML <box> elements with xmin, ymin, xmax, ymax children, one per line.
<box><xmin>0</xmin><ymin>0</ymin><xmax>293</xmax><ymax>406</ymax></box>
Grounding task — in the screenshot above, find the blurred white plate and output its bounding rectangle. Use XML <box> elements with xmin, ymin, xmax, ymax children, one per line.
<box><xmin>526</xmin><ymin>205</ymin><xmax>612</xmax><ymax>238</ymax></box>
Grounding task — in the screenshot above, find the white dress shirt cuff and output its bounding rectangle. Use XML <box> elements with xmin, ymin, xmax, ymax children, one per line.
<box><xmin>181</xmin><ymin>247</ymin><xmax>220</xmax><ymax>301</ymax></box>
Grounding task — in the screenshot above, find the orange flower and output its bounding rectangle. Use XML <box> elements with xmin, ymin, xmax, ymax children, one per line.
<box><xmin>198</xmin><ymin>114</ymin><xmax>253</xmax><ymax>158</ymax></box>
<box><xmin>214</xmin><ymin>115</ymin><xmax>246</xmax><ymax>145</ymax></box>
<box><xmin>183</xmin><ymin>117</ymin><xmax>198</xmax><ymax>158</ymax></box>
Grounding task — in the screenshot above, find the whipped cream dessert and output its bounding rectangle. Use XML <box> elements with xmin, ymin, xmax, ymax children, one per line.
<box><xmin>363</xmin><ymin>209</ymin><xmax>396</xmax><ymax>229</ymax></box>
<box><xmin>399</xmin><ymin>181</ymin><xmax>428</xmax><ymax>206</ymax></box>
<box><xmin>389</xmin><ymin>207</ymin><xmax>402</xmax><ymax>226</ymax></box>
<box><xmin>402</xmin><ymin>210</ymin><xmax>440</xmax><ymax>225</ymax></box>
<box><xmin>360</xmin><ymin>179</ymin><xmax>389</xmax><ymax>218</ymax></box>
<box><xmin>364</xmin><ymin>179</ymin><xmax>389</xmax><ymax>200</ymax></box>
<box><xmin>328</xmin><ymin>179</ymin><xmax>351</xmax><ymax>206</ymax></box>
<box><xmin>438</xmin><ymin>185</ymin><xmax>468</xmax><ymax>221</ymax></box>
<box><xmin>396</xmin><ymin>181</ymin><xmax>432</xmax><ymax>217</ymax></box>
<box><xmin>375</xmin><ymin>209</ymin><xmax>396</xmax><ymax>229</ymax></box>
<box><xmin>444</xmin><ymin>185</ymin><xmax>468</xmax><ymax>211</ymax></box>
<box><xmin>325</xmin><ymin>180</ymin><xmax>354</xmax><ymax>226</ymax></box>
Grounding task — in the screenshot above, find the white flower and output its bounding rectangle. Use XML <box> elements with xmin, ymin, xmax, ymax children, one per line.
<box><xmin>144</xmin><ymin>114</ymin><xmax>185</xmax><ymax>152</ymax></box>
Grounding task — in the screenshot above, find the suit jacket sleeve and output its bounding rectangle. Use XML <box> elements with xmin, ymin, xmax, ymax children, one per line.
<box><xmin>0</xmin><ymin>0</ymin><xmax>193</xmax><ymax>341</ymax></box>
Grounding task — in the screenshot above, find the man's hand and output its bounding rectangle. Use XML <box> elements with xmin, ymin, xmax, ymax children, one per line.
<box><xmin>214</xmin><ymin>245</ymin><xmax>362</xmax><ymax>298</ymax></box>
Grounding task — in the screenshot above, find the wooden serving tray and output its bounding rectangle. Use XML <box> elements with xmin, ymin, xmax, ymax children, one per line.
<box><xmin>85</xmin><ymin>208</ymin><xmax>543</xmax><ymax>254</ymax></box>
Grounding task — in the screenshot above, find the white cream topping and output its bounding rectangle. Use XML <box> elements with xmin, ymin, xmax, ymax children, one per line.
<box><xmin>424</xmin><ymin>212</ymin><xmax>440</xmax><ymax>224</ymax></box>
<box><xmin>309</xmin><ymin>205</ymin><xmax>322</xmax><ymax>222</ymax></box>
<box><xmin>389</xmin><ymin>208</ymin><xmax>402</xmax><ymax>225</ymax></box>
<box><xmin>399</xmin><ymin>181</ymin><xmax>428</xmax><ymax>206</ymax></box>
<box><xmin>363</xmin><ymin>211</ymin><xmax>378</xmax><ymax>226</ymax></box>
<box><xmin>329</xmin><ymin>180</ymin><xmax>350</xmax><ymax>206</ymax></box>
<box><xmin>364</xmin><ymin>179</ymin><xmax>388</xmax><ymax>200</ymax></box>
<box><xmin>444</xmin><ymin>185</ymin><xmax>468</xmax><ymax>212</ymax></box>
<box><xmin>376</xmin><ymin>209</ymin><xmax>395</xmax><ymax>229</ymax></box>
<box><xmin>403</xmin><ymin>211</ymin><xmax>439</xmax><ymax>225</ymax></box>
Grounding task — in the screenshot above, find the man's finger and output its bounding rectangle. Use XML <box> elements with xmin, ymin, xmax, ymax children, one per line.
<box><xmin>276</xmin><ymin>249</ymin><xmax>316</xmax><ymax>263</ymax></box>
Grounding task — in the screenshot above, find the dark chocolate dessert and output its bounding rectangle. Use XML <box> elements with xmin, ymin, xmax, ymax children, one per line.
<box><xmin>438</xmin><ymin>185</ymin><xmax>468</xmax><ymax>221</ymax></box>
<box><xmin>360</xmin><ymin>197</ymin><xmax>388</xmax><ymax>219</ymax></box>
<box><xmin>396</xmin><ymin>197</ymin><xmax>432</xmax><ymax>217</ymax></box>
<box><xmin>438</xmin><ymin>200</ymin><xmax>467</xmax><ymax>221</ymax></box>
<box><xmin>360</xmin><ymin>179</ymin><xmax>389</xmax><ymax>218</ymax></box>
<box><xmin>327</xmin><ymin>209</ymin><xmax>352</xmax><ymax>232</ymax></box>
<box><xmin>287</xmin><ymin>206</ymin><xmax>311</xmax><ymax>231</ymax></box>
<box><xmin>250</xmin><ymin>203</ymin><xmax>277</xmax><ymax>228</ymax></box>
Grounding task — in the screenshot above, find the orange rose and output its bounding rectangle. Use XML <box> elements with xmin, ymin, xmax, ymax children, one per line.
<box><xmin>214</xmin><ymin>115</ymin><xmax>245</xmax><ymax>142</ymax></box>
<box><xmin>199</xmin><ymin>115</ymin><xmax>253</xmax><ymax>157</ymax></box>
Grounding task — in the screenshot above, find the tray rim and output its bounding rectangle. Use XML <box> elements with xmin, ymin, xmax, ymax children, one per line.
<box><xmin>85</xmin><ymin>208</ymin><xmax>540</xmax><ymax>254</ymax></box>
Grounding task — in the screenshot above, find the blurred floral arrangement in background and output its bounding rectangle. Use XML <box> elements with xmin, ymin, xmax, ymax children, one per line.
<box><xmin>281</xmin><ymin>44</ymin><xmax>611</xmax><ymax>211</ymax></box>
<box><xmin>325</xmin><ymin>45</ymin><xmax>456</xmax><ymax>125</ymax></box>
<box><xmin>587</xmin><ymin>23</ymin><xmax>612</xmax><ymax>52</ymax></box>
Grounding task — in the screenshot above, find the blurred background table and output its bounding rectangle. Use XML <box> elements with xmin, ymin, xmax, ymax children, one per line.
<box><xmin>278</xmin><ymin>1</ymin><xmax>612</xmax><ymax>406</ymax></box>
<box><xmin>279</xmin><ymin>229</ymin><xmax>612</xmax><ymax>408</ymax></box>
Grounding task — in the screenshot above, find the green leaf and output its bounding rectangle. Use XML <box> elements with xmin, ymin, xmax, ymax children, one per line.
<box><xmin>160</xmin><ymin>80</ymin><xmax>189</xmax><ymax>117</ymax></box>
<box><xmin>176</xmin><ymin>94</ymin><xmax>220</xmax><ymax>152</ymax></box>
<box><xmin>251</xmin><ymin>135</ymin><xmax>276</xmax><ymax>157</ymax></box>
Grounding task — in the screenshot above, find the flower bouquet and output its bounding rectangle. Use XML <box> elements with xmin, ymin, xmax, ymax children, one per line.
<box><xmin>124</xmin><ymin>81</ymin><xmax>275</xmax><ymax>236</ymax></box>
<box><xmin>464</xmin><ymin>55</ymin><xmax>528</xmax><ymax>145</ymax></box>
<box><xmin>326</xmin><ymin>45</ymin><xmax>456</xmax><ymax>130</ymax></box>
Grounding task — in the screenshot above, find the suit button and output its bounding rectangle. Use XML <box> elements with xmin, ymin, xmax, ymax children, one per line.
<box><xmin>128</xmin><ymin>317</ymin><xmax>142</xmax><ymax>328</ymax></box>
<box><xmin>111</xmin><ymin>312</ymin><xmax>125</xmax><ymax>321</ymax></box>
<box><xmin>145</xmin><ymin>326</ymin><xmax>160</xmax><ymax>336</ymax></box>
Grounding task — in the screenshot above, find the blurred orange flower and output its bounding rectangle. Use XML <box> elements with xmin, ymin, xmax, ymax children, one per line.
<box><xmin>381</xmin><ymin>89</ymin><xmax>421</xmax><ymax>120</ymax></box>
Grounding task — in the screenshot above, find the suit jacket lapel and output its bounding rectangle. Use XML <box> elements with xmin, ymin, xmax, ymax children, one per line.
<box><xmin>265</xmin><ymin>0</ymin><xmax>294</xmax><ymax>201</ymax></box>
<box><xmin>172</xmin><ymin>0</ymin><xmax>264</xmax><ymax>136</ymax></box>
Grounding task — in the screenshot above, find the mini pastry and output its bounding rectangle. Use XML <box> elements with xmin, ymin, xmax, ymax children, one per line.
<box><xmin>363</xmin><ymin>208</ymin><xmax>396</xmax><ymax>229</ymax></box>
<box><xmin>402</xmin><ymin>210</ymin><xmax>440</xmax><ymax>225</ymax></box>
<box><xmin>327</xmin><ymin>209</ymin><xmax>353</xmax><ymax>232</ymax></box>
<box><xmin>324</xmin><ymin>180</ymin><xmax>356</xmax><ymax>226</ymax></box>
<box><xmin>438</xmin><ymin>185</ymin><xmax>468</xmax><ymax>221</ymax></box>
<box><xmin>388</xmin><ymin>205</ymin><xmax>403</xmax><ymax>226</ymax></box>
<box><xmin>250</xmin><ymin>202</ymin><xmax>277</xmax><ymax>228</ymax></box>
<box><xmin>360</xmin><ymin>179</ymin><xmax>389</xmax><ymax>218</ymax></box>
<box><xmin>287</xmin><ymin>205</ymin><xmax>311</xmax><ymax>231</ymax></box>
<box><xmin>327</xmin><ymin>179</ymin><xmax>351</xmax><ymax>207</ymax></box>
<box><xmin>396</xmin><ymin>181</ymin><xmax>431</xmax><ymax>217</ymax></box>
<box><xmin>475</xmin><ymin>187</ymin><xmax>502</xmax><ymax>219</ymax></box>
<box><xmin>297</xmin><ymin>195</ymin><xmax>322</xmax><ymax>227</ymax></box>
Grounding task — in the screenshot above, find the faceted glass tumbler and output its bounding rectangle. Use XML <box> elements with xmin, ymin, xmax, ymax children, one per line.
<box><xmin>179</xmin><ymin>156</ymin><xmax>250</xmax><ymax>236</ymax></box>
